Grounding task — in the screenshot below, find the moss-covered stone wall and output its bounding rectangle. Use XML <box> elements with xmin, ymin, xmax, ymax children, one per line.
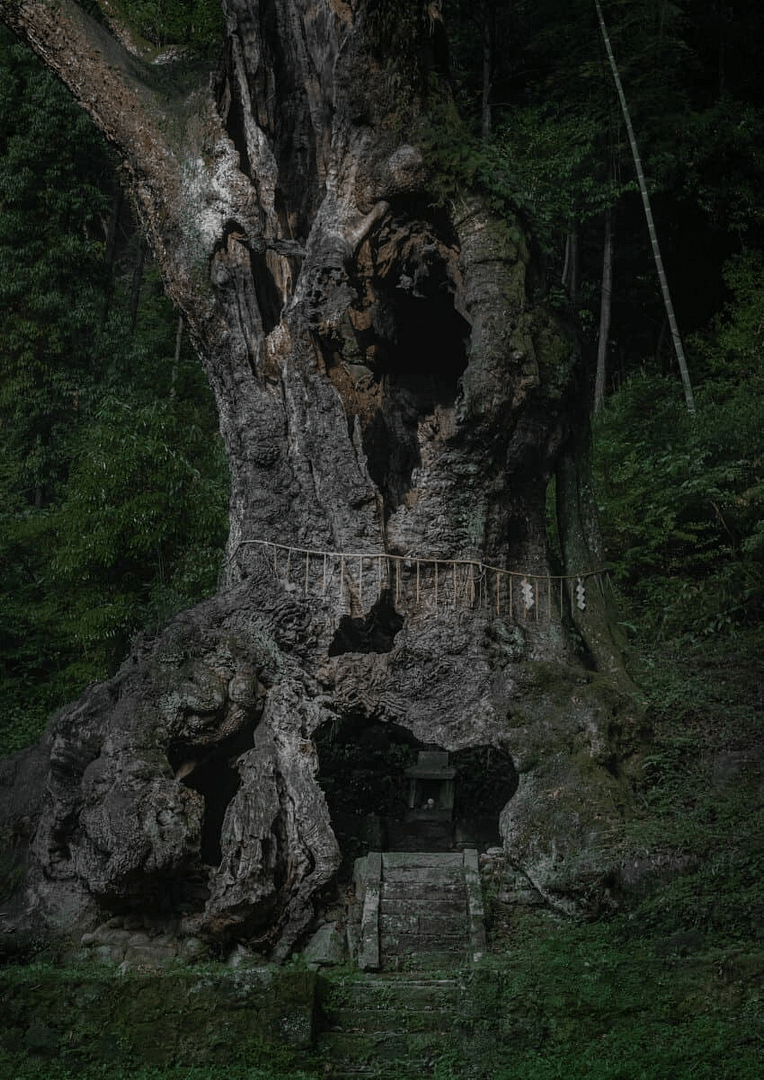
<box><xmin>0</xmin><ymin>964</ymin><xmax>316</xmax><ymax>1071</ymax></box>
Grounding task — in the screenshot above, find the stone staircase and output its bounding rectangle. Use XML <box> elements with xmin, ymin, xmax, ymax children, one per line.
<box><xmin>315</xmin><ymin>850</ymin><xmax>488</xmax><ymax>1076</ymax></box>
<box><xmin>380</xmin><ymin>851</ymin><xmax>472</xmax><ymax>970</ymax></box>
<box><xmin>315</xmin><ymin>970</ymin><xmax>467</xmax><ymax>1079</ymax></box>
<box><xmin>352</xmin><ymin>849</ymin><xmax>486</xmax><ymax>972</ymax></box>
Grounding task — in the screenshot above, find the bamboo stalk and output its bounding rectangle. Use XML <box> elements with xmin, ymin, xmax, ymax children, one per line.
<box><xmin>593</xmin><ymin>0</ymin><xmax>695</xmax><ymax>412</ymax></box>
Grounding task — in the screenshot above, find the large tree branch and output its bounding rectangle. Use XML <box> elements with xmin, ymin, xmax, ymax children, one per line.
<box><xmin>0</xmin><ymin>0</ymin><xmax>256</xmax><ymax>314</ymax></box>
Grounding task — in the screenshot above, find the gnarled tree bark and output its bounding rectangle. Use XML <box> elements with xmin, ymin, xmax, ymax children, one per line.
<box><xmin>0</xmin><ymin>0</ymin><xmax>640</xmax><ymax>957</ymax></box>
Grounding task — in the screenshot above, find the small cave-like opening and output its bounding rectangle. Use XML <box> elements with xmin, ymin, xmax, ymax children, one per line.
<box><xmin>182</xmin><ymin>756</ymin><xmax>242</xmax><ymax>866</ymax></box>
<box><xmin>250</xmin><ymin>248</ymin><xmax>284</xmax><ymax>336</ymax></box>
<box><xmin>369</xmin><ymin>199</ymin><xmax>470</xmax><ymax>388</ymax></box>
<box><xmin>314</xmin><ymin>718</ymin><xmax>421</xmax><ymax>879</ymax></box>
<box><xmin>328</xmin><ymin>590</ymin><xmax>404</xmax><ymax>656</ymax></box>
<box><xmin>315</xmin><ymin>717</ymin><xmax>519</xmax><ymax>874</ymax></box>
<box><xmin>168</xmin><ymin>722</ymin><xmax>256</xmax><ymax>869</ymax></box>
<box><xmin>358</xmin><ymin>306</ymin><xmax>470</xmax><ymax>512</ymax></box>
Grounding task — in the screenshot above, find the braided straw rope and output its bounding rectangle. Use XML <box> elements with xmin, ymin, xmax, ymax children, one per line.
<box><xmin>233</xmin><ymin>540</ymin><xmax>608</xmax><ymax>621</ymax></box>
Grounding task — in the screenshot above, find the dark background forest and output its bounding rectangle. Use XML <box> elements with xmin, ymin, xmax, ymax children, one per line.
<box><xmin>0</xmin><ymin>2</ymin><xmax>763</xmax><ymax>1078</ymax></box>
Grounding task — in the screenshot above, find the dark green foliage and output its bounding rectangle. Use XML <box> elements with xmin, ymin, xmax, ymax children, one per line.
<box><xmin>593</xmin><ymin>281</ymin><xmax>764</xmax><ymax>642</ymax></box>
<box><xmin>0</xmin><ymin>1067</ymin><xmax>317</xmax><ymax>1080</ymax></box>
<box><xmin>109</xmin><ymin>0</ymin><xmax>224</xmax><ymax>56</ymax></box>
<box><xmin>0</xmin><ymin>33</ymin><xmax>228</xmax><ymax>756</ymax></box>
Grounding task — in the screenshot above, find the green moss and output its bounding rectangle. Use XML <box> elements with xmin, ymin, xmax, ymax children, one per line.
<box><xmin>533</xmin><ymin>312</ymin><xmax>578</xmax><ymax>400</ymax></box>
<box><xmin>0</xmin><ymin>964</ymin><xmax>317</xmax><ymax>1073</ymax></box>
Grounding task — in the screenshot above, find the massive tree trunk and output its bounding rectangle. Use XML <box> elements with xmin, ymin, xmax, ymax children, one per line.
<box><xmin>0</xmin><ymin>1</ymin><xmax>640</xmax><ymax>957</ymax></box>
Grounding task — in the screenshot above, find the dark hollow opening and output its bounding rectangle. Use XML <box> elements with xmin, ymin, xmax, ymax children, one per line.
<box><xmin>328</xmin><ymin>590</ymin><xmax>404</xmax><ymax>656</ymax></box>
<box><xmin>222</xmin><ymin>60</ymin><xmax>252</xmax><ymax>177</ymax></box>
<box><xmin>315</xmin><ymin>718</ymin><xmax>518</xmax><ymax>874</ymax></box>
<box><xmin>168</xmin><ymin>722</ymin><xmax>256</xmax><ymax>868</ymax></box>
<box><xmin>182</xmin><ymin>756</ymin><xmax>242</xmax><ymax>866</ymax></box>
<box><xmin>451</xmin><ymin>745</ymin><xmax>519</xmax><ymax>848</ymax></box>
<box><xmin>361</xmin><ymin>301</ymin><xmax>469</xmax><ymax>514</ymax></box>
<box><xmin>315</xmin><ymin>718</ymin><xmax>421</xmax><ymax>878</ymax></box>
<box><xmin>250</xmin><ymin>249</ymin><xmax>283</xmax><ymax>336</ymax></box>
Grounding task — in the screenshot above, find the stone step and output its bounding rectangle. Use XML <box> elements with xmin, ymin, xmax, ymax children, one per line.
<box><xmin>380</xmin><ymin>897</ymin><xmax>465</xmax><ymax>916</ymax></box>
<box><xmin>381</xmin><ymin>852</ymin><xmax>464</xmax><ymax>868</ymax></box>
<box><xmin>325</xmin><ymin>1003</ymin><xmax>462</xmax><ymax>1033</ymax></box>
<box><xmin>380</xmin><ymin>920</ymin><xmax>468</xmax><ymax>946</ymax></box>
<box><xmin>381</xmin><ymin>879</ymin><xmax>466</xmax><ymax>894</ymax></box>
<box><xmin>378</xmin><ymin>894</ymin><xmax>466</xmax><ymax>911</ymax></box>
<box><xmin>317</xmin><ymin>1056</ymin><xmax>443</xmax><ymax>1080</ymax></box>
<box><xmin>379</xmin><ymin>933</ymin><xmax>467</xmax><ymax>955</ymax></box>
<box><xmin>379</xmin><ymin>912</ymin><xmax>467</xmax><ymax>937</ymax></box>
<box><xmin>380</xmin><ymin>949</ymin><xmax>469</xmax><ymax>971</ymax></box>
<box><xmin>323</xmin><ymin>989</ymin><xmax>461</xmax><ymax>1014</ymax></box>
<box><xmin>319</xmin><ymin>1067</ymin><xmax>431</xmax><ymax>1080</ymax></box>
<box><xmin>382</xmin><ymin>863</ymin><xmax>464</xmax><ymax>881</ymax></box>
<box><xmin>316</xmin><ymin>1028</ymin><xmax>455</xmax><ymax>1063</ymax></box>
<box><xmin>381</xmin><ymin>878</ymin><xmax>466</xmax><ymax>896</ymax></box>
<box><xmin>325</xmin><ymin>973</ymin><xmax>462</xmax><ymax>991</ymax></box>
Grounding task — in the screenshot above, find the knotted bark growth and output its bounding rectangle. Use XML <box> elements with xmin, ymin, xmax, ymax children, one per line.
<box><xmin>0</xmin><ymin>1</ymin><xmax>641</xmax><ymax>956</ymax></box>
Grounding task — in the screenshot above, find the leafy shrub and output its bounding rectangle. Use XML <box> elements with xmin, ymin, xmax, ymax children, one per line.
<box><xmin>593</xmin><ymin>370</ymin><xmax>764</xmax><ymax>641</ymax></box>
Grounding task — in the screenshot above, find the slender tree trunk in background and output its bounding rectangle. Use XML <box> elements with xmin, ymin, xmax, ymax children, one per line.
<box><xmin>171</xmin><ymin>314</ymin><xmax>183</xmax><ymax>400</ymax></box>
<box><xmin>594</xmin><ymin>0</ymin><xmax>696</xmax><ymax>412</ymax></box>
<box><xmin>0</xmin><ymin>0</ymin><xmax>638</xmax><ymax>956</ymax></box>
<box><xmin>100</xmin><ymin>187</ymin><xmax>122</xmax><ymax>327</ymax></box>
<box><xmin>128</xmin><ymin>241</ymin><xmax>145</xmax><ymax>336</ymax></box>
<box><xmin>481</xmin><ymin>0</ymin><xmax>493</xmax><ymax>141</ymax></box>
<box><xmin>562</xmin><ymin>226</ymin><xmax>579</xmax><ymax>301</ymax></box>
<box><xmin>594</xmin><ymin>207</ymin><xmax>614</xmax><ymax>412</ymax></box>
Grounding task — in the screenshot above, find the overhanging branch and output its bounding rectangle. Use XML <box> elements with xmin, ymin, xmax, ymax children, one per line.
<box><xmin>0</xmin><ymin>0</ymin><xmax>261</xmax><ymax>320</ymax></box>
